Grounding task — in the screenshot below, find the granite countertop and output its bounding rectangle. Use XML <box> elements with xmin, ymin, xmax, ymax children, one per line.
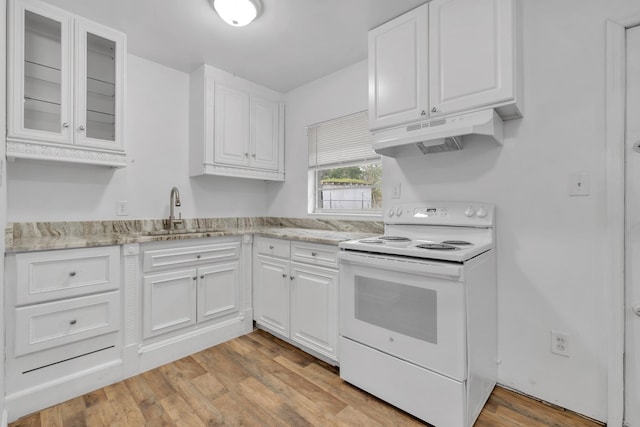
<box><xmin>5</xmin><ymin>217</ymin><xmax>383</xmax><ymax>252</ymax></box>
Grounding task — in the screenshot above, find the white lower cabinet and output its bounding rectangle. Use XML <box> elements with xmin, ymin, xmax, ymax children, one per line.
<box><xmin>137</xmin><ymin>237</ymin><xmax>250</xmax><ymax>375</ymax></box>
<box><xmin>141</xmin><ymin>238</ymin><xmax>243</xmax><ymax>340</ymax></box>
<box><xmin>253</xmin><ymin>236</ymin><xmax>339</xmax><ymax>363</ymax></box>
<box><xmin>4</xmin><ymin>246</ymin><xmax>122</xmax><ymax>420</ymax></box>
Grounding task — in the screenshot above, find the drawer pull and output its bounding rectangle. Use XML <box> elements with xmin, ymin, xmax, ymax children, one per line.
<box><xmin>69</xmin><ymin>271</ymin><xmax>77</xmax><ymax>277</ymax></box>
<box><xmin>200</xmin><ymin>275</ymin><xmax>205</xmax><ymax>279</ymax></box>
<box><xmin>193</xmin><ymin>277</ymin><xmax>197</xmax><ymax>281</ymax></box>
<box><xmin>290</xmin><ymin>276</ymin><xmax>295</xmax><ymax>280</ymax></box>
<box><xmin>196</xmin><ymin>254</ymin><xmax>201</xmax><ymax>259</ymax></box>
<box><xmin>69</xmin><ymin>319</ymin><xmax>77</xmax><ymax>325</ymax></box>
<box><xmin>282</xmin><ymin>273</ymin><xmax>287</xmax><ymax>278</ymax></box>
<box><xmin>269</xmin><ymin>245</ymin><xmax>275</xmax><ymax>249</ymax></box>
<box><xmin>311</xmin><ymin>252</ymin><xmax>317</xmax><ymax>257</ymax></box>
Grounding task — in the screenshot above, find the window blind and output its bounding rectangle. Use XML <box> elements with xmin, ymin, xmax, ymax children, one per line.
<box><xmin>307</xmin><ymin>111</ymin><xmax>380</xmax><ymax>169</ymax></box>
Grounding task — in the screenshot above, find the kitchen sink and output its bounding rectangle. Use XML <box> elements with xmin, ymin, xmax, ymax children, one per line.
<box><xmin>143</xmin><ymin>229</ymin><xmax>226</xmax><ymax>236</ymax></box>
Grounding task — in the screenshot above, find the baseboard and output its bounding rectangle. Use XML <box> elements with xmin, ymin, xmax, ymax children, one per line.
<box><xmin>2</xmin><ymin>409</ymin><xmax>8</xmax><ymax>427</ymax></box>
<box><xmin>495</xmin><ymin>384</ymin><xmax>605</xmax><ymax>426</ymax></box>
<box><xmin>137</xmin><ymin>312</ymin><xmax>250</xmax><ymax>374</ymax></box>
<box><xmin>6</xmin><ymin>360</ymin><xmax>123</xmax><ymax>423</ymax></box>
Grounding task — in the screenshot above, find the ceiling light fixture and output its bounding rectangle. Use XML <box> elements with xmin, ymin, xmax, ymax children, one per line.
<box><xmin>211</xmin><ymin>0</ymin><xmax>262</xmax><ymax>27</ymax></box>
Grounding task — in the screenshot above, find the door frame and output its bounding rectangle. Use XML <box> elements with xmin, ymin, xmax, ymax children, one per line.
<box><xmin>606</xmin><ymin>10</ymin><xmax>640</xmax><ymax>427</ymax></box>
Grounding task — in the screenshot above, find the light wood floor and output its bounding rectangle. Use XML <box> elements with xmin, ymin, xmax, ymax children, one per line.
<box><xmin>10</xmin><ymin>330</ymin><xmax>602</xmax><ymax>427</ymax></box>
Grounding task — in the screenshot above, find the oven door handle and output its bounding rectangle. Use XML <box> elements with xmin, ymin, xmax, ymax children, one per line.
<box><xmin>338</xmin><ymin>251</ymin><xmax>463</xmax><ymax>279</ymax></box>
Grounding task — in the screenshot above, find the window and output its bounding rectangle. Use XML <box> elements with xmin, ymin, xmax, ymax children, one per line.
<box><xmin>308</xmin><ymin>111</ymin><xmax>382</xmax><ymax>214</ymax></box>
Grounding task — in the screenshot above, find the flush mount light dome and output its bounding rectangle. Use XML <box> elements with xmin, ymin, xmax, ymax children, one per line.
<box><xmin>211</xmin><ymin>0</ymin><xmax>262</xmax><ymax>27</ymax></box>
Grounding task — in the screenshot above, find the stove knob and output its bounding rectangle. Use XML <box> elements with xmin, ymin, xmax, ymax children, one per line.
<box><xmin>464</xmin><ymin>206</ymin><xmax>475</xmax><ymax>217</ymax></box>
<box><xmin>395</xmin><ymin>208</ymin><xmax>403</xmax><ymax>217</ymax></box>
<box><xmin>476</xmin><ymin>207</ymin><xmax>487</xmax><ymax>218</ymax></box>
<box><xmin>387</xmin><ymin>208</ymin><xmax>395</xmax><ymax>217</ymax></box>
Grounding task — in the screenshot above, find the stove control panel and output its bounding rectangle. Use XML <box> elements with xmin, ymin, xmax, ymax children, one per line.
<box><xmin>384</xmin><ymin>202</ymin><xmax>494</xmax><ymax>227</ymax></box>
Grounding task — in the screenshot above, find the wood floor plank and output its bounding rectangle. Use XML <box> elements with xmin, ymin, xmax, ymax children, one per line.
<box><xmin>159</xmin><ymin>393</ymin><xmax>207</xmax><ymax>427</ymax></box>
<box><xmin>103</xmin><ymin>382</ymin><xmax>146</xmax><ymax>426</ymax></box>
<box><xmin>9</xmin><ymin>330</ymin><xmax>604</xmax><ymax>427</ymax></box>
<box><xmin>123</xmin><ymin>375</ymin><xmax>175</xmax><ymax>425</ymax></box>
<box><xmin>57</xmin><ymin>396</ymin><xmax>86</xmax><ymax>427</ymax></box>
<box><xmin>39</xmin><ymin>406</ymin><xmax>63</xmax><ymax>427</ymax></box>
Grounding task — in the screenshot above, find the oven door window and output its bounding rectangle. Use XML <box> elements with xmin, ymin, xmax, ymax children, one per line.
<box><xmin>340</xmin><ymin>259</ymin><xmax>466</xmax><ymax>380</ymax></box>
<box><xmin>355</xmin><ymin>276</ymin><xmax>437</xmax><ymax>344</ymax></box>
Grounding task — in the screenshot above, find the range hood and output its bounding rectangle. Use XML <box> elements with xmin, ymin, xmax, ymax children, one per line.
<box><xmin>372</xmin><ymin>109</ymin><xmax>504</xmax><ymax>157</ymax></box>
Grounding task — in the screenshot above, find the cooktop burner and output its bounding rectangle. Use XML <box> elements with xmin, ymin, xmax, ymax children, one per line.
<box><xmin>441</xmin><ymin>240</ymin><xmax>473</xmax><ymax>246</ymax></box>
<box><xmin>378</xmin><ymin>236</ymin><xmax>412</xmax><ymax>242</ymax></box>
<box><xmin>416</xmin><ymin>243</ymin><xmax>460</xmax><ymax>251</ymax></box>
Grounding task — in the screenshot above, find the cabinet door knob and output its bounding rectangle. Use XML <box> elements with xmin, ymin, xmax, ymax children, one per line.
<box><xmin>196</xmin><ymin>254</ymin><xmax>201</xmax><ymax>259</ymax></box>
<box><xmin>252</xmin><ymin>154</ymin><xmax>256</xmax><ymax>158</ymax></box>
<box><xmin>431</xmin><ymin>107</ymin><xmax>437</xmax><ymax>113</ymax></box>
<box><xmin>62</xmin><ymin>122</ymin><xmax>70</xmax><ymax>128</ymax></box>
<box><xmin>311</xmin><ymin>252</ymin><xmax>317</xmax><ymax>257</ymax></box>
<box><xmin>244</xmin><ymin>152</ymin><xmax>249</xmax><ymax>158</ymax></box>
<box><xmin>69</xmin><ymin>271</ymin><xmax>77</xmax><ymax>277</ymax></box>
<box><xmin>290</xmin><ymin>275</ymin><xmax>295</xmax><ymax>280</ymax></box>
<box><xmin>282</xmin><ymin>273</ymin><xmax>287</xmax><ymax>278</ymax></box>
<box><xmin>269</xmin><ymin>245</ymin><xmax>274</xmax><ymax>249</ymax></box>
<box><xmin>79</xmin><ymin>125</ymin><xmax>85</xmax><ymax>131</ymax></box>
<box><xmin>69</xmin><ymin>319</ymin><xmax>77</xmax><ymax>325</ymax></box>
<box><xmin>200</xmin><ymin>275</ymin><xmax>204</xmax><ymax>279</ymax></box>
<box><xmin>420</xmin><ymin>110</ymin><xmax>426</xmax><ymax>116</ymax></box>
<box><xmin>193</xmin><ymin>277</ymin><xmax>197</xmax><ymax>281</ymax></box>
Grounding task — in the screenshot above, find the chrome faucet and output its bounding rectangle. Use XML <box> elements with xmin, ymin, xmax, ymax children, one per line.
<box><xmin>168</xmin><ymin>186</ymin><xmax>182</xmax><ymax>230</ymax></box>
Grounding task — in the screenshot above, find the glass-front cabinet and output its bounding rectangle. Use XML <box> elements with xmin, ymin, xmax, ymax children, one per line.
<box><xmin>7</xmin><ymin>0</ymin><xmax>126</xmax><ymax>167</ymax></box>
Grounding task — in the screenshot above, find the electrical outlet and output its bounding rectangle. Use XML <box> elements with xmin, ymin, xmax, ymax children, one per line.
<box><xmin>116</xmin><ymin>200</ymin><xmax>129</xmax><ymax>216</ymax></box>
<box><xmin>568</xmin><ymin>173</ymin><xmax>589</xmax><ymax>196</ymax></box>
<box><xmin>551</xmin><ymin>330</ymin><xmax>570</xmax><ymax>357</ymax></box>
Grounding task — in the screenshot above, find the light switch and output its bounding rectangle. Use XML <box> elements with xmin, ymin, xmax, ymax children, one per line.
<box><xmin>392</xmin><ymin>182</ymin><xmax>401</xmax><ymax>199</ymax></box>
<box><xmin>568</xmin><ymin>173</ymin><xmax>590</xmax><ymax>196</ymax></box>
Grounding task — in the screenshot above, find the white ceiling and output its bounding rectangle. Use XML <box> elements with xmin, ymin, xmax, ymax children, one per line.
<box><xmin>42</xmin><ymin>0</ymin><xmax>426</xmax><ymax>93</ymax></box>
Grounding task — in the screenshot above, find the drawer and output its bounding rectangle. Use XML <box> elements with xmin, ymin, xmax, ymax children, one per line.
<box><xmin>291</xmin><ymin>241</ymin><xmax>338</xmax><ymax>268</ymax></box>
<box><xmin>15</xmin><ymin>291</ymin><xmax>120</xmax><ymax>357</ymax></box>
<box><xmin>15</xmin><ymin>246</ymin><xmax>120</xmax><ymax>305</ymax></box>
<box><xmin>143</xmin><ymin>241</ymin><xmax>240</xmax><ymax>272</ymax></box>
<box><xmin>254</xmin><ymin>237</ymin><xmax>290</xmax><ymax>259</ymax></box>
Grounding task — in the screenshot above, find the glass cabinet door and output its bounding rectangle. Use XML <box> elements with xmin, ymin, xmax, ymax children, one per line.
<box><xmin>9</xmin><ymin>0</ymin><xmax>73</xmax><ymax>143</ymax></box>
<box><xmin>75</xmin><ymin>20</ymin><xmax>125</xmax><ymax>150</ymax></box>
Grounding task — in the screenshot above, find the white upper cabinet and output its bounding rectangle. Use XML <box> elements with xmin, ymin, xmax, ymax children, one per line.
<box><xmin>368</xmin><ymin>4</ymin><xmax>428</xmax><ymax>130</ymax></box>
<box><xmin>368</xmin><ymin>0</ymin><xmax>521</xmax><ymax>131</ymax></box>
<box><xmin>429</xmin><ymin>0</ymin><xmax>520</xmax><ymax>118</ymax></box>
<box><xmin>7</xmin><ymin>0</ymin><xmax>127</xmax><ymax>167</ymax></box>
<box><xmin>190</xmin><ymin>64</ymin><xmax>285</xmax><ymax>181</ymax></box>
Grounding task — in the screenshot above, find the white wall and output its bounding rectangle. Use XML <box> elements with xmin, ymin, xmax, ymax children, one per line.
<box><xmin>273</xmin><ymin>0</ymin><xmax>640</xmax><ymax>422</ymax></box>
<box><xmin>267</xmin><ymin>61</ymin><xmax>370</xmax><ymax>219</ymax></box>
<box><xmin>7</xmin><ymin>55</ymin><xmax>270</xmax><ymax>222</ymax></box>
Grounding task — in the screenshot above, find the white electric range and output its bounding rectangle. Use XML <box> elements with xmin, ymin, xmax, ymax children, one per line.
<box><xmin>338</xmin><ymin>201</ymin><xmax>497</xmax><ymax>427</ymax></box>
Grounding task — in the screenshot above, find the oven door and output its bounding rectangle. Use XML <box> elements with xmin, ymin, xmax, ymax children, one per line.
<box><xmin>339</xmin><ymin>250</ymin><xmax>467</xmax><ymax>381</ymax></box>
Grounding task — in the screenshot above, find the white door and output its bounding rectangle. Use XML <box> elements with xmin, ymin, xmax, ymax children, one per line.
<box><xmin>368</xmin><ymin>3</ymin><xmax>428</xmax><ymax>130</ymax></box>
<box><xmin>428</xmin><ymin>0</ymin><xmax>514</xmax><ymax>116</ymax></box>
<box><xmin>253</xmin><ymin>255</ymin><xmax>289</xmax><ymax>338</ymax></box>
<box><xmin>250</xmin><ymin>96</ymin><xmax>280</xmax><ymax>171</ymax></box>
<box><xmin>214</xmin><ymin>81</ymin><xmax>250</xmax><ymax>166</ymax></box>
<box><xmin>197</xmin><ymin>261</ymin><xmax>240</xmax><ymax>323</ymax></box>
<box><xmin>290</xmin><ymin>262</ymin><xmax>338</xmax><ymax>359</ymax></box>
<box><xmin>625</xmin><ymin>24</ymin><xmax>640</xmax><ymax>427</ymax></box>
<box><xmin>142</xmin><ymin>269</ymin><xmax>197</xmax><ymax>339</ymax></box>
